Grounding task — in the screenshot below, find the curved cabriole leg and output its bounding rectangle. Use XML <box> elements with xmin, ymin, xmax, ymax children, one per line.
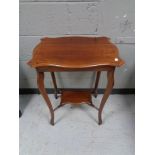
<box><xmin>93</xmin><ymin>71</ymin><xmax>101</xmax><ymax>97</ymax></box>
<box><xmin>98</xmin><ymin>68</ymin><xmax>115</xmax><ymax>125</ymax></box>
<box><xmin>50</xmin><ymin>72</ymin><xmax>58</xmax><ymax>99</ymax></box>
<box><xmin>37</xmin><ymin>71</ymin><xmax>54</xmax><ymax>125</ymax></box>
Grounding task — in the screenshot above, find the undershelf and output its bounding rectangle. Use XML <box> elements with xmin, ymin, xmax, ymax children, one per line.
<box><xmin>60</xmin><ymin>90</ymin><xmax>92</xmax><ymax>105</ymax></box>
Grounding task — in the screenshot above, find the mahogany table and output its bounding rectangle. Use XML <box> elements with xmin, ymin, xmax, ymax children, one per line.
<box><xmin>28</xmin><ymin>36</ymin><xmax>125</xmax><ymax>125</ymax></box>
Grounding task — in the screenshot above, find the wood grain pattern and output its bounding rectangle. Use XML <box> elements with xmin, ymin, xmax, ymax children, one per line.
<box><xmin>28</xmin><ymin>37</ymin><xmax>124</xmax><ymax>70</ymax></box>
<box><xmin>60</xmin><ymin>90</ymin><xmax>92</xmax><ymax>105</ymax></box>
<box><xmin>28</xmin><ymin>36</ymin><xmax>125</xmax><ymax>125</ymax></box>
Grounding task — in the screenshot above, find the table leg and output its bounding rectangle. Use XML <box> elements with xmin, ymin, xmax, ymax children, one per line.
<box><xmin>37</xmin><ymin>71</ymin><xmax>54</xmax><ymax>125</ymax></box>
<box><xmin>98</xmin><ymin>68</ymin><xmax>115</xmax><ymax>125</ymax></box>
<box><xmin>50</xmin><ymin>72</ymin><xmax>58</xmax><ymax>99</ymax></box>
<box><xmin>93</xmin><ymin>71</ymin><xmax>101</xmax><ymax>97</ymax></box>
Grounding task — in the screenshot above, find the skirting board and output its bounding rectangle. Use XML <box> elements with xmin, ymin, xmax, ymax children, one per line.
<box><xmin>19</xmin><ymin>88</ymin><xmax>135</xmax><ymax>94</ymax></box>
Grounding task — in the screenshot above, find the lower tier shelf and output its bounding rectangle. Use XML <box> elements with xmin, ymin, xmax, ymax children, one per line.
<box><xmin>60</xmin><ymin>90</ymin><xmax>92</xmax><ymax>105</ymax></box>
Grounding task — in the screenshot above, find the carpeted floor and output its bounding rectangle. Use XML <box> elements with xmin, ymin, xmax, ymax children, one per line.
<box><xmin>19</xmin><ymin>94</ymin><xmax>135</xmax><ymax>155</ymax></box>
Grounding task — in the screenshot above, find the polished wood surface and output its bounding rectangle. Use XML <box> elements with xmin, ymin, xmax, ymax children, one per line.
<box><xmin>28</xmin><ymin>37</ymin><xmax>124</xmax><ymax>69</ymax></box>
<box><xmin>28</xmin><ymin>36</ymin><xmax>125</xmax><ymax>126</ymax></box>
<box><xmin>60</xmin><ymin>90</ymin><xmax>92</xmax><ymax>105</ymax></box>
<box><xmin>37</xmin><ymin>71</ymin><xmax>54</xmax><ymax>125</ymax></box>
<box><xmin>98</xmin><ymin>68</ymin><xmax>115</xmax><ymax>124</ymax></box>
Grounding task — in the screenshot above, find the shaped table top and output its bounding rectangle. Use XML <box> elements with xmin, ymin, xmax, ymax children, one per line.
<box><xmin>28</xmin><ymin>36</ymin><xmax>125</xmax><ymax>69</ymax></box>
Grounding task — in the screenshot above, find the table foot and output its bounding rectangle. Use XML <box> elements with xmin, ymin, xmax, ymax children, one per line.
<box><xmin>98</xmin><ymin>112</ymin><xmax>103</xmax><ymax>125</ymax></box>
<box><xmin>94</xmin><ymin>92</ymin><xmax>98</xmax><ymax>98</ymax></box>
<box><xmin>54</xmin><ymin>94</ymin><xmax>58</xmax><ymax>99</ymax></box>
<box><xmin>98</xmin><ymin>120</ymin><xmax>102</xmax><ymax>125</ymax></box>
<box><xmin>50</xmin><ymin>118</ymin><xmax>54</xmax><ymax>126</ymax></box>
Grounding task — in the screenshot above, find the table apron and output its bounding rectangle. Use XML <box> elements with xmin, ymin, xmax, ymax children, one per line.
<box><xmin>36</xmin><ymin>66</ymin><xmax>115</xmax><ymax>72</ymax></box>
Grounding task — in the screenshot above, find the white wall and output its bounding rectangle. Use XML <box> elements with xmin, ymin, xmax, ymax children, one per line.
<box><xmin>19</xmin><ymin>0</ymin><xmax>135</xmax><ymax>88</ymax></box>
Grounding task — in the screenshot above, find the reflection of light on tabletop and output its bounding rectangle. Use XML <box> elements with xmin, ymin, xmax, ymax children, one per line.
<box><xmin>115</xmin><ymin>58</ymin><xmax>118</xmax><ymax>61</ymax></box>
